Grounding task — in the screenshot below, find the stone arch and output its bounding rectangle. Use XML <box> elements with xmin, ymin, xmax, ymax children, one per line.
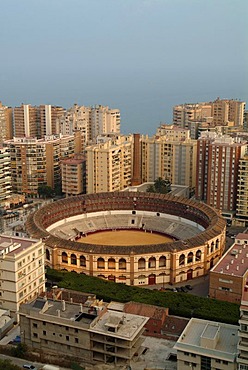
<box><xmin>179</xmin><ymin>254</ymin><xmax>185</xmax><ymax>266</ymax></box>
<box><xmin>108</xmin><ymin>258</ymin><xmax>116</xmax><ymax>270</ymax></box>
<box><xmin>148</xmin><ymin>257</ymin><xmax>156</xmax><ymax>268</ymax></box>
<box><xmin>159</xmin><ymin>256</ymin><xmax>166</xmax><ymax>267</ymax></box>
<box><xmin>187</xmin><ymin>252</ymin><xmax>193</xmax><ymax>264</ymax></box>
<box><xmin>97</xmin><ymin>257</ymin><xmax>105</xmax><ymax>269</ymax></box>
<box><xmin>62</xmin><ymin>252</ymin><xmax>68</xmax><ymax>264</ymax></box>
<box><xmin>195</xmin><ymin>250</ymin><xmax>202</xmax><ymax>261</ymax></box>
<box><xmin>80</xmin><ymin>255</ymin><xmax>86</xmax><ymax>267</ymax></box>
<box><xmin>71</xmin><ymin>254</ymin><xmax>77</xmax><ymax>265</ymax></box>
<box><xmin>119</xmin><ymin>258</ymin><xmax>126</xmax><ymax>270</ymax></box>
<box><xmin>138</xmin><ymin>258</ymin><xmax>146</xmax><ymax>269</ymax></box>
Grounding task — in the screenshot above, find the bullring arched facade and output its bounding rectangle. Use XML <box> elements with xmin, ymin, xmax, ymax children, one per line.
<box><xmin>25</xmin><ymin>192</ymin><xmax>226</xmax><ymax>286</ymax></box>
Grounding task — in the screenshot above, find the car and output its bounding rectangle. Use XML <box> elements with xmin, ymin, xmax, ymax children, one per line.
<box><xmin>23</xmin><ymin>366</ymin><xmax>37</xmax><ymax>370</ymax></box>
<box><xmin>13</xmin><ymin>335</ymin><xmax>21</xmax><ymax>343</ymax></box>
<box><xmin>176</xmin><ymin>287</ymin><xmax>183</xmax><ymax>292</ymax></box>
<box><xmin>185</xmin><ymin>284</ymin><xmax>193</xmax><ymax>290</ymax></box>
<box><xmin>181</xmin><ymin>286</ymin><xmax>188</xmax><ymax>293</ymax></box>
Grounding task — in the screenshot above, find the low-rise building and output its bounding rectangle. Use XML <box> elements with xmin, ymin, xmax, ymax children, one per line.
<box><xmin>19</xmin><ymin>296</ymin><xmax>148</xmax><ymax>366</ymax></box>
<box><xmin>174</xmin><ymin>317</ymin><xmax>239</xmax><ymax>370</ymax></box>
<box><xmin>209</xmin><ymin>233</ymin><xmax>248</xmax><ymax>303</ymax></box>
<box><xmin>0</xmin><ymin>235</ymin><xmax>45</xmax><ymax>319</ymax></box>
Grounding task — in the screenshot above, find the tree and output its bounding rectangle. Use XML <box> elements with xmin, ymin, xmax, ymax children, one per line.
<box><xmin>38</xmin><ymin>184</ymin><xmax>54</xmax><ymax>198</ymax></box>
<box><xmin>146</xmin><ymin>177</ymin><xmax>171</xmax><ymax>194</ymax></box>
<box><xmin>10</xmin><ymin>342</ymin><xmax>28</xmax><ymax>359</ymax></box>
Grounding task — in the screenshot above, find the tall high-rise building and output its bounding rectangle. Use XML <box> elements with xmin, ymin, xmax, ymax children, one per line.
<box><xmin>13</xmin><ymin>104</ymin><xmax>64</xmax><ymax>138</ymax></box>
<box><xmin>61</xmin><ymin>155</ymin><xmax>86</xmax><ymax>197</ymax></box>
<box><xmin>173</xmin><ymin>98</ymin><xmax>245</xmax><ymax>130</ymax></box>
<box><xmin>86</xmin><ymin>135</ymin><xmax>133</xmax><ymax>194</ymax></box>
<box><xmin>140</xmin><ymin>130</ymin><xmax>197</xmax><ymax>191</ymax></box>
<box><xmin>4</xmin><ymin>134</ymin><xmax>77</xmax><ymax>196</ymax></box>
<box><xmin>0</xmin><ymin>147</ymin><xmax>12</xmax><ymax>208</ymax></box>
<box><xmin>236</xmin><ymin>155</ymin><xmax>248</xmax><ymax>226</ymax></box>
<box><xmin>196</xmin><ymin>133</ymin><xmax>247</xmax><ymax>215</ymax></box>
<box><xmin>238</xmin><ymin>287</ymin><xmax>248</xmax><ymax>370</ymax></box>
<box><xmin>58</xmin><ymin>104</ymin><xmax>120</xmax><ymax>144</ymax></box>
<box><xmin>0</xmin><ymin>102</ymin><xmax>13</xmax><ymax>144</ymax></box>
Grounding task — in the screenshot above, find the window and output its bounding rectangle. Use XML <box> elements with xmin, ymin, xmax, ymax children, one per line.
<box><xmin>75</xmin><ymin>338</ymin><xmax>79</xmax><ymax>343</ymax></box>
<box><xmin>43</xmin><ymin>331</ymin><xmax>46</xmax><ymax>336</ymax></box>
<box><xmin>33</xmin><ymin>323</ymin><xmax>38</xmax><ymax>328</ymax></box>
<box><xmin>66</xmin><ymin>336</ymin><xmax>69</xmax><ymax>341</ymax></box>
<box><xmin>33</xmin><ymin>333</ymin><xmax>38</xmax><ymax>338</ymax></box>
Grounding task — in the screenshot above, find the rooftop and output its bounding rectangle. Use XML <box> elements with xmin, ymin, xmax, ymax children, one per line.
<box><xmin>0</xmin><ymin>235</ymin><xmax>40</xmax><ymax>257</ymax></box>
<box><xmin>174</xmin><ymin>318</ymin><xmax>238</xmax><ymax>361</ymax></box>
<box><xmin>89</xmin><ymin>310</ymin><xmax>149</xmax><ymax>341</ymax></box>
<box><xmin>211</xmin><ymin>236</ymin><xmax>248</xmax><ymax>277</ymax></box>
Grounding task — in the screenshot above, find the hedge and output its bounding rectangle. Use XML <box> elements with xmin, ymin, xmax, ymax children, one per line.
<box><xmin>46</xmin><ymin>269</ymin><xmax>240</xmax><ymax>325</ymax></box>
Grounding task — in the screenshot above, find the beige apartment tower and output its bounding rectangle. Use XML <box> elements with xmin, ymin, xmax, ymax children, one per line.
<box><xmin>86</xmin><ymin>135</ymin><xmax>133</xmax><ymax>194</ymax></box>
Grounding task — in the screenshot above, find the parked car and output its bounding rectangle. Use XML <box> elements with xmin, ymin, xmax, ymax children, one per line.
<box><xmin>23</xmin><ymin>365</ymin><xmax>37</xmax><ymax>370</ymax></box>
<box><xmin>185</xmin><ymin>284</ymin><xmax>193</xmax><ymax>290</ymax></box>
<box><xmin>181</xmin><ymin>286</ymin><xmax>188</xmax><ymax>293</ymax></box>
<box><xmin>13</xmin><ymin>335</ymin><xmax>21</xmax><ymax>344</ymax></box>
<box><xmin>176</xmin><ymin>287</ymin><xmax>183</xmax><ymax>292</ymax></box>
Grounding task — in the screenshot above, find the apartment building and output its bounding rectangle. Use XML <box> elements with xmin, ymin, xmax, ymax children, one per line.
<box><xmin>173</xmin><ymin>102</ymin><xmax>212</xmax><ymax>129</ymax></box>
<box><xmin>174</xmin><ymin>317</ymin><xmax>238</xmax><ymax>370</ymax></box>
<box><xmin>196</xmin><ymin>132</ymin><xmax>247</xmax><ymax>217</ymax></box>
<box><xmin>173</xmin><ymin>99</ymin><xmax>245</xmax><ymax>129</ymax></box>
<box><xmin>58</xmin><ymin>104</ymin><xmax>120</xmax><ymax>144</ymax></box>
<box><xmin>0</xmin><ymin>235</ymin><xmax>45</xmax><ymax>319</ymax></box>
<box><xmin>236</xmin><ymin>155</ymin><xmax>248</xmax><ymax>226</ymax></box>
<box><xmin>238</xmin><ymin>287</ymin><xmax>248</xmax><ymax>370</ymax></box>
<box><xmin>0</xmin><ymin>102</ymin><xmax>13</xmax><ymax>144</ymax></box>
<box><xmin>61</xmin><ymin>155</ymin><xmax>86</xmax><ymax>196</ymax></box>
<box><xmin>140</xmin><ymin>133</ymin><xmax>197</xmax><ymax>191</ymax></box>
<box><xmin>4</xmin><ymin>134</ymin><xmax>78</xmax><ymax>196</ymax></box>
<box><xmin>209</xmin><ymin>233</ymin><xmax>248</xmax><ymax>303</ymax></box>
<box><xmin>0</xmin><ymin>147</ymin><xmax>12</xmax><ymax>208</ymax></box>
<box><xmin>207</xmin><ymin>136</ymin><xmax>246</xmax><ymax>215</ymax></box>
<box><xmin>19</xmin><ymin>297</ymin><xmax>148</xmax><ymax>366</ymax></box>
<box><xmin>13</xmin><ymin>104</ymin><xmax>64</xmax><ymax>138</ymax></box>
<box><xmin>86</xmin><ymin>135</ymin><xmax>133</xmax><ymax>194</ymax></box>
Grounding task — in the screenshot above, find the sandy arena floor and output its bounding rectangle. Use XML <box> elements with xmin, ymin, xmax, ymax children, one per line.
<box><xmin>78</xmin><ymin>230</ymin><xmax>173</xmax><ymax>246</ymax></box>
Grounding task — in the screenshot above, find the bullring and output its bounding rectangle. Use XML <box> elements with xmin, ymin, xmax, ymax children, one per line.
<box><xmin>26</xmin><ymin>192</ymin><xmax>226</xmax><ymax>286</ymax></box>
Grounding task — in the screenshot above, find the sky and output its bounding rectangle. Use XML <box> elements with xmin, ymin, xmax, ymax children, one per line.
<box><xmin>1</xmin><ymin>0</ymin><xmax>248</xmax><ymax>135</ymax></box>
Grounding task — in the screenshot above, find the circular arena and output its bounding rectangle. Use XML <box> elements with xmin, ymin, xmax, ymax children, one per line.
<box><xmin>26</xmin><ymin>192</ymin><xmax>226</xmax><ymax>286</ymax></box>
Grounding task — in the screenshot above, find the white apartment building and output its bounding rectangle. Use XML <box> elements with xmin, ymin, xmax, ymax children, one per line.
<box><xmin>174</xmin><ymin>317</ymin><xmax>239</xmax><ymax>370</ymax></box>
<box><xmin>0</xmin><ymin>147</ymin><xmax>12</xmax><ymax>208</ymax></box>
<box><xmin>86</xmin><ymin>135</ymin><xmax>133</xmax><ymax>194</ymax></box>
<box><xmin>0</xmin><ymin>235</ymin><xmax>45</xmax><ymax>319</ymax></box>
<box><xmin>58</xmin><ymin>104</ymin><xmax>120</xmax><ymax>144</ymax></box>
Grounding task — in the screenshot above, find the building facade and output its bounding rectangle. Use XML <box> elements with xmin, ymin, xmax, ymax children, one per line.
<box><xmin>19</xmin><ymin>296</ymin><xmax>148</xmax><ymax>366</ymax></box>
<box><xmin>61</xmin><ymin>155</ymin><xmax>86</xmax><ymax>196</ymax></box>
<box><xmin>0</xmin><ymin>147</ymin><xmax>12</xmax><ymax>209</ymax></box>
<box><xmin>236</xmin><ymin>155</ymin><xmax>248</xmax><ymax>226</ymax></box>
<box><xmin>4</xmin><ymin>134</ymin><xmax>78</xmax><ymax>196</ymax></box>
<box><xmin>140</xmin><ymin>133</ymin><xmax>197</xmax><ymax>191</ymax></box>
<box><xmin>25</xmin><ymin>192</ymin><xmax>226</xmax><ymax>287</ymax></box>
<box><xmin>0</xmin><ymin>102</ymin><xmax>13</xmax><ymax>145</ymax></box>
<box><xmin>0</xmin><ymin>235</ymin><xmax>45</xmax><ymax>319</ymax></box>
<box><xmin>209</xmin><ymin>233</ymin><xmax>248</xmax><ymax>304</ymax></box>
<box><xmin>238</xmin><ymin>287</ymin><xmax>248</xmax><ymax>370</ymax></box>
<box><xmin>13</xmin><ymin>104</ymin><xmax>64</xmax><ymax>139</ymax></box>
<box><xmin>58</xmin><ymin>104</ymin><xmax>120</xmax><ymax>144</ymax></box>
<box><xmin>86</xmin><ymin>135</ymin><xmax>133</xmax><ymax>194</ymax></box>
<box><xmin>174</xmin><ymin>318</ymin><xmax>239</xmax><ymax>370</ymax></box>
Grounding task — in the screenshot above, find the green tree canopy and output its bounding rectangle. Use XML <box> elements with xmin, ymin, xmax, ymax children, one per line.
<box><xmin>146</xmin><ymin>177</ymin><xmax>171</xmax><ymax>194</ymax></box>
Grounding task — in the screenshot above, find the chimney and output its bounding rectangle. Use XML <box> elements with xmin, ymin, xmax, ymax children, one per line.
<box><xmin>80</xmin><ymin>303</ymin><xmax>83</xmax><ymax>312</ymax></box>
<box><xmin>62</xmin><ymin>300</ymin><xmax>66</xmax><ymax>312</ymax></box>
<box><xmin>230</xmin><ymin>259</ymin><xmax>234</xmax><ymax>264</ymax></box>
<box><xmin>226</xmin><ymin>265</ymin><xmax>229</xmax><ymax>270</ymax></box>
<box><xmin>237</xmin><ymin>266</ymin><xmax>239</xmax><ymax>271</ymax></box>
<box><xmin>57</xmin><ymin>309</ymin><xmax>60</xmax><ymax>318</ymax></box>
